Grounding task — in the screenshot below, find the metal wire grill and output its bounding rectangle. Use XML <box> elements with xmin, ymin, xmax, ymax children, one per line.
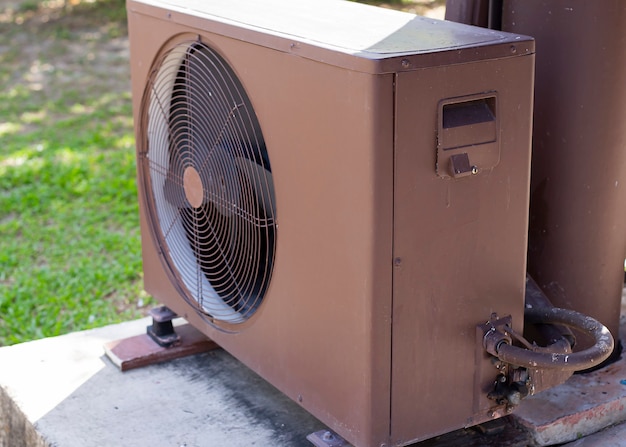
<box><xmin>139</xmin><ymin>40</ymin><xmax>276</xmax><ymax>324</ymax></box>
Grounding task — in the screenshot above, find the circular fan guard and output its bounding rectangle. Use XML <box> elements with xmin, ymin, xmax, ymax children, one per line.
<box><xmin>139</xmin><ymin>40</ymin><xmax>277</xmax><ymax>324</ymax></box>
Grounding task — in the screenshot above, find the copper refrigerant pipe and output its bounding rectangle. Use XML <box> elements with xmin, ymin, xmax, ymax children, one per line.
<box><xmin>484</xmin><ymin>306</ymin><xmax>614</xmax><ymax>371</ymax></box>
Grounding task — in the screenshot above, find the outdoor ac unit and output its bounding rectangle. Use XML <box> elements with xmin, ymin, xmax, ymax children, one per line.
<box><xmin>127</xmin><ymin>0</ymin><xmax>535</xmax><ymax>445</ymax></box>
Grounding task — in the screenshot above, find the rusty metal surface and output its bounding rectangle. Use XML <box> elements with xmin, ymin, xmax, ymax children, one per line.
<box><xmin>502</xmin><ymin>0</ymin><xmax>626</xmax><ymax>347</ymax></box>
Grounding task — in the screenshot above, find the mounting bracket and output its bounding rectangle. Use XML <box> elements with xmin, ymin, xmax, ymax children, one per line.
<box><xmin>307</xmin><ymin>430</ymin><xmax>349</xmax><ymax>447</ymax></box>
<box><xmin>146</xmin><ymin>305</ymin><xmax>181</xmax><ymax>348</ymax></box>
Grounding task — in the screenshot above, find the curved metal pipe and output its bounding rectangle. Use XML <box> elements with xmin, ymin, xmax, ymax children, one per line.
<box><xmin>486</xmin><ymin>307</ymin><xmax>614</xmax><ymax>371</ymax></box>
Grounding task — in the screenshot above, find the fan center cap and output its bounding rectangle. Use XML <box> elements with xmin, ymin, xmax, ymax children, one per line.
<box><xmin>183</xmin><ymin>166</ymin><xmax>204</xmax><ymax>208</ymax></box>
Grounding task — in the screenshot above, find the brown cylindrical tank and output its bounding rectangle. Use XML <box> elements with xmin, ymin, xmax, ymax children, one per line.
<box><xmin>501</xmin><ymin>1</ymin><xmax>626</xmax><ymax>345</ymax></box>
<box><xmin>444</xmin><ymin>0</ymin><xmax>489</xmax><ymax>27</ymax></box>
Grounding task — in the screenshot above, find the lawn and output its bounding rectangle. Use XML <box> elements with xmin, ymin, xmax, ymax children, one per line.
<box><xmin>0</xmin><ymin>0</ymin><xmax>444</xmax><ymax>346</ymax></box>
<box><xmin>0</xmin><ymin>0</ymin><xmax>150</xmax><ymax>346</ymax></box>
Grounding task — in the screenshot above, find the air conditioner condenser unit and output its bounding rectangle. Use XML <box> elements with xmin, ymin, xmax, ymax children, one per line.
<box><xmin>127</xmin><ymin>1</ymin><xmax>536</xmax><ymax>445</ymax></box>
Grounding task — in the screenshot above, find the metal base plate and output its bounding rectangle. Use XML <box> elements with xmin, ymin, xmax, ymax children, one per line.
<box><xmin>104</xmin><ymin>322</ymin><xmax>218</xmax><ymax>371</ymax></box>
<box><xmin>306</xmin><ymin>430</ymin><xmax>349</xmax><ymax>447</ymax></box>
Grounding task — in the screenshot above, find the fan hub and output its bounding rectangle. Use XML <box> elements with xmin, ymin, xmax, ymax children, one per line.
<box><xmin>183</xmin><ymin>166</ymin><xmax>204</xmax><ymax>208</ymax></box>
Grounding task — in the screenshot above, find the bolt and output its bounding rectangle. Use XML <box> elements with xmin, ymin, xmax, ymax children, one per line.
<box><xmin>471</xmin><ymin>165</ymin><xmax>479</xmax><ymax>175</ymax></box>
<box><xmin>510</xmin><ymin>45</ymin><xmax>517</xmax><ymax>54</ymax></box>
<box><xmin>393</xmin><ymin>257</ymin><xmax>402</xmax><ymax>267</ymax></box>
<box><xmin>322</xmin><ymin>431</ymin><xmax>335</xmax><ymax>441</ymax></box>
<box><xmin>297</xmin><ymin>394</ymin><xmax>303</xmax><ymax>403</ymax></box>
<box><xmin>401</xmin><ymin>58</ymin><xmax>411</xmax><ymax>68</ymax></box>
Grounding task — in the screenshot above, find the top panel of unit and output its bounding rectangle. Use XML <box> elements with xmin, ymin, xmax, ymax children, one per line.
<box><xmin>130</xmin><ymin>0</ymin><xmax>534</xmax><ymax>73</ymax></box>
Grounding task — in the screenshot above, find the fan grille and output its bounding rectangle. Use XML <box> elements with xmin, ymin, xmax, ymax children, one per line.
<box><xmin>139</xmin><ymin>40</ymin><xmax>276</xmax><ymax>324</ymax></box>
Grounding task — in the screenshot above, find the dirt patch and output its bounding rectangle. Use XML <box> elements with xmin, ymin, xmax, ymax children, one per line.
<box><xmin>1</xmin><ymin>0</ymin><xmax>129</xmax><ymax>117</ymax></box>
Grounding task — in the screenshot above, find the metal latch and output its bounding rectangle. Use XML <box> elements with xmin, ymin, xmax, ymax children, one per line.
<box><xmin>437</xmin><ymin>92</ymin><xmax>500</xmax><ymax>178</ymax></box>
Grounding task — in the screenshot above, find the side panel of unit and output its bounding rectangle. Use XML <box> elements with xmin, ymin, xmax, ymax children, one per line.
<box><xmin>127</xmin><ymin>6</ymin><xmax>395</xmax><ymax>447</ymax></box>
<box><xmin>391</xmin><ymin>53</ymin><xmax>535</xmax><ymax>444</ymax></box>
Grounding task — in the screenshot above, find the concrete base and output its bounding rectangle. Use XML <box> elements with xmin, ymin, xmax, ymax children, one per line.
<box><xmin>512</xmin><ymin>351</ymin><xmax>626</xmax><ymax>446</ymax></box>
<box><xmin>0</xmin><ymin>317</ymin><xmax>323</xmax><ymax>447</ymax></box>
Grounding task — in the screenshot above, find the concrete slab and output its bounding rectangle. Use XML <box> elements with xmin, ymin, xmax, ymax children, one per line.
<box><xmin>511</xmin><ymin>290</ymin><xmax>626</xmax><ymax>446</ymax></box>
<box><xmin>562</xmin><ymin>423</ymin><xmax>626</xmax><ymax>446</ymax></box>
<box><xmin>0</xmin><ymin>317</ymin><xmax>324</xmax><ymax>447</ymax></box>
<box><xmin>512</xmin><ymin>359</ymin><xmax>626</xmax><ymax>446</ymax></box>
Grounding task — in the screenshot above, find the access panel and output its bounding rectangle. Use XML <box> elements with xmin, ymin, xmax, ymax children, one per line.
<box><xmin>391</xmin><ymin>51</ymin><xmax>535</xmax><ymax>445</ymax></box>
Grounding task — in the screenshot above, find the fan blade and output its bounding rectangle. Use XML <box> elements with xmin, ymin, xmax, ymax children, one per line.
<box><xmin>235</xmin><ymin>157</ymin><xmax>276</xmax><ymax>220</ymax></box>
<box><xmin>163</xmin><ymin>175</ymin><xmax>188</xmax><ymax>208</ymax></box>
<box><xmin>196</xmin><ymin>144</ymin><xmax>241</xmax><ymax>216</ymax></box>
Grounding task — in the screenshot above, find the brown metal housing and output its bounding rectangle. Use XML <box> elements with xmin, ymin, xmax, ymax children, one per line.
<box><xmin>501</xmin><ymin>1</ymin><xmax>626</xmax><ymax>348</ymax></box>
<box><xmin>127</xmin><ymin>1</ymin><xmax>535</xmax><ymax>445</ymax></box>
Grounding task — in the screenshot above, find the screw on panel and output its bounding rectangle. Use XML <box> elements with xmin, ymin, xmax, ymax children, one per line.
<box><xmin>322</xmin><ymin>432</ymin><xmax>335</xmax><ymax>442</ymax></box>
<box><xmin>401</xmin><ymin>58</ymin><xmax>411</xmax><ymax>68</ymax></box>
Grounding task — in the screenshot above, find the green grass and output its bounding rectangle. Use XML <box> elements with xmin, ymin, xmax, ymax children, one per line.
<box><xmin>0</xmin><ymin>0</ymin><xmax>152</xmax><ymax>346</ymax></box>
